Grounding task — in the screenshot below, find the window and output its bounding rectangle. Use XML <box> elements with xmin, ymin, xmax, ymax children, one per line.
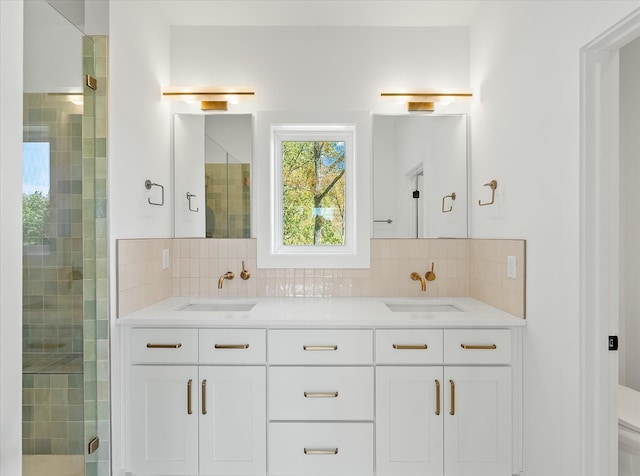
<box><xmin>281</xmin><ymin>139</ymin><xmax>346</xmax><ymax>246</ymax></box>
<box><xmin>22</xmin><ymin>142</ymin><xmax>51</xmax><ymax>249</ymax></box>
<box><xmin>256</xmin><ymin>112</ymin><xmax>370</xmax><ymax>269</ymax></box>
<box><xmin>273</xmin><ymin>125</ymin><xmax>355</xmax><ymax>256</ymax></box>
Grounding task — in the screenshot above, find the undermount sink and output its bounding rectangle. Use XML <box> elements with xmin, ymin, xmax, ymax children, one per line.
<box><xmin>177</xmin><ymin>301</ymin><xmax>256</xmax><ymax>312</ymax></box>
<box><xmin>384</xmin><ymin>301</ymin><xmax>467</xmax><ymax>313</ymax></box>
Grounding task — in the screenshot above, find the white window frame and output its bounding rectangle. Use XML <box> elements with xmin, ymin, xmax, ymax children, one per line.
<box><xmin>256</xmin><ymin>112</ymin><xmax>371</xmax><ymax>269</ymax></box>
<box><xmin>272</xmin><ymin>124</ymin><xmax>355</xmax><ymax>257</ymax></box>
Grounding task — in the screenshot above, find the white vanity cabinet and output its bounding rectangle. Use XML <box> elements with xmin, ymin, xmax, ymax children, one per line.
<box><xmin>375</xmin><ymin>328</ymin><xmax>514</xmax><ymax>476</ymax></box>
<box><xmin>267</xmin><ymin>329</ymin><xmax>375</xmax><ymax>476</ymax></box>
<box><xmin>120</xmin><ymin>301</ymin><xmax>523</xmax><ymax>476</ymax></box>
<box><xmin>125</xmin><ymin>328</ymin><xmax>266</xmax><ymax>476</ymax></box>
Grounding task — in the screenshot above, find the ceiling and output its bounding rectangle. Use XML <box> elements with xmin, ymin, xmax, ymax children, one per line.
<box><xmin>155</xmin><ymin>0</ymin><xmax>480</xmax><ymax>27</ymax></box>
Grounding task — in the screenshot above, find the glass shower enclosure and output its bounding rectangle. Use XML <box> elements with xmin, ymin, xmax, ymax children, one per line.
<box><xmin>22</xmin><ymin>2</ymin><xmax>108</xmax><ymax>475</ymax></box>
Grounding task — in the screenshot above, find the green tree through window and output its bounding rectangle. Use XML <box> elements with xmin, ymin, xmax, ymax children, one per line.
<box><xmin>282</xmin><ymin>141</ymin><xmax>346</xmax><ymax>245</ymax></box>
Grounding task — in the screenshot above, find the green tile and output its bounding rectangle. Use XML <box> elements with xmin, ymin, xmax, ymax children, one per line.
<box><xmin>51</xmin><ymin>421</ymin><xmax>68</xmax><ymax>438</ymax></box>
<box><xmin>23</xmin><ymin>421</ymin><xmax>34</xmax><ymax>439</ymax></box>
<box><xmin>34</xmin><ymin>389</ymin><xmax>50</xmax><ymax>404</ymax></box>
<box><xmin>51</xmin><ymin>404</ymin><xmax>68</xmax><ymax>422</ymax></box>
<box><xmin>34</xmin><ymin>438</ymin><xmax>51</xmax><ymax>454</ymax></box>
<box><xmin>68</xmin><ymin>404</ymin><xmax>84</xmax><ymax>422</ymax></box>
<box><xmin>22</xmin><ymin>438</ymin><xmax>35</xmax><ymax>455</ymax></box>
<box><xmin>34</xmin><ymin>375</ymin><xmax>50</xmax><ymax>389</ymax></box>
<box><xmin>34</xmin><ymin>421</ymin><xmax>50</xmax><ymax>439</ymax></box>
<box><xmin>68</xmin><ymin>388</ymin><xmax>83</xmax><ymax>405</ymax></box>
<box><xmin>34</xmin><ymin>405</ymin><xmax>51</xmax><ymax>422</ymax></box>
<box><xmin>50</xmin><ymin>374</ymin><xmax>68</xmax><ymax>389</ymax></box>
<box><xmin>51</xmin><ymin>438</ymin><xmax>68</xmax><ymax>455</ymax></box>
<box><xmin>23</xmin><ymin>405</ymin><xmax>34</xmax><ymax>422</ymax></box>
<box><xmin>51</xmin><ymin>388</ymin><xmax>68</xmax><ymax>405</ymax></box>
<box><xmin>23</xmin><ymin>388</ymin><xmax>34</xmax><ymax>405</ymax></box>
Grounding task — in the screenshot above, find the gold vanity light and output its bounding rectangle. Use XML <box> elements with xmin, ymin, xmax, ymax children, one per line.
<box><xmin>161</xmin><ymin>87</ymin><xmax>255</xmax><ymax>111</ymax></box>
<box><xmin>380</xmin><ymin>90</ymin><xmax>473</xmax><ymax>112</ymax></box>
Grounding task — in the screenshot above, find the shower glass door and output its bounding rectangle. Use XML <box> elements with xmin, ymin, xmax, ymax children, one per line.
<box><xmin>22</xmin><ymin>2</ymin><xmax>103</xmax><ymax>475</ymax></box>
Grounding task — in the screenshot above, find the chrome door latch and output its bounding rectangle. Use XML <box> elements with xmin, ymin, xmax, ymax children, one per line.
<box><xmin>609</xmin><ymin>336</ymin><xmax>618</xmax><ymax>351</ymax></box>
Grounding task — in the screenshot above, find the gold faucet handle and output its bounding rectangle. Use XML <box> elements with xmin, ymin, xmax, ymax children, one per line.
<box><xmin>426</xmin><ymin>262</ymin><xmax>436</xmax><ymax>281</ymax></box>
<box><xmin>240</xmin><ymin>261</ymin><xmax>251</xmax><ymax>280</ymax></box>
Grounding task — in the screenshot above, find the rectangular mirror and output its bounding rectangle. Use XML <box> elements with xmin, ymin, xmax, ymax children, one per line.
<box><xmin>173</xmin><ymin>114</ymin><xmax>252</xmax><ymax>238</ymax></box>
<box><xmin>372</xmin><ymin>114</ymin><xmax>468</xmax><ymax>238</ymax></box>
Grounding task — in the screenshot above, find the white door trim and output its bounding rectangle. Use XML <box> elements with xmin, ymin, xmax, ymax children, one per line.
<box><xmin>580</xmin><ymin>9</ymin><xmax>640</xmax><ymax>476</ymax></box>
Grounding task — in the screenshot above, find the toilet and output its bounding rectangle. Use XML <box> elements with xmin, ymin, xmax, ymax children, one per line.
<box><xmin>619</xmin><ymin>385</ymin><xmax>640</xmax><ymax>476</ymax></box>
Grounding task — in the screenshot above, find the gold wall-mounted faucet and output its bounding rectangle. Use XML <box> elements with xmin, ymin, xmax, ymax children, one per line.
<box><xmin>410</xmin><ymin>272</ymin><xmax>427</xmax><ymax>291</ymax></box>
<box><xmin>218</xmin><ymin>271</ymin><xmax>234</xmax><ymax>289</ymax></box>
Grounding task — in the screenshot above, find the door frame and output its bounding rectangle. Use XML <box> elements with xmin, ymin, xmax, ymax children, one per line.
<box><xmin>580</xmin><ymin>9</ymin><xmax>640</xmax><ymax>475</ymax></box>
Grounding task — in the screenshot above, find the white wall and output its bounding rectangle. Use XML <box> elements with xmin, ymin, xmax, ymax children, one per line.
<box><xmin>0</xmin><ymin>1</ymin><xmax>23</xmax><ymax>475</ymax></box>
<box><xmin>109</xmin><ymin>1</ymin><xmax>172</xmax><ymax>470</ymax></box>
<box><xmin>24</xmin><ymin>0</ymin><xmax>83</xmax><ymax>93</ymax></box>
<box><xmin>469</xmin><ymin>2</ymin><xmax>640</xmax><ymax>474</ymax></box>
<box><xmin>620</xmin><ymin>36</ymin><xmax>640</xmax><ymax>392</ymax></box>
<box><xmin>170</xmin><ymin>26</ymin><xmax>470</xmax><ymax>113</ymax></box>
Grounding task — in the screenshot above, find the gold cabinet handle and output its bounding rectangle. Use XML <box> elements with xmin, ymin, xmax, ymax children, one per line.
<box><xmin>449</xmin><ymin>380</ymin><xmax>455</xmax><ymax>416</ymax></box>
<box><xmin>435</xmin><ymin>380</ymin><xmax>441</xmax><ymax>416</ymax></box>
<box><xmin>304</xmin><ymin>392</ymin><xmax>339</xmax><ymax>398</ymax></box>
<box><xmin>201</xmin><ymin>379</ymin><xmax>207</xmax><ymax>415</ymax></box>
<box><xmin>393</xmin><ymin>344</ymin><xmax>428</xmax><ymax>350</ymax></box>
<box><xmin>187</xmin><ymin>379</ymin><xmax>193</xmax><ymax>415</ymax></box>
<box><xmin>304</xmin><ymin>448</ymin><xmax>339</xmax><ymax>455</ymax></box>
<box><xmin>460</xmin><ymin>344</ymin><xmax>497</xmax><ymax>350</ymax></box>
<box><xmin>303</xmin><ymin>345</ymin><xmax>338</xmax><ymax>351</ymax></box>
<box><xmin>146</xmin><ymin>343</ymin><xmax>182</xmax><ymax>349</ymax></box>
<box><xmin>214</xmin><ymin>344</ymin><xmax>250</xmax><ymax>349</ymax></box>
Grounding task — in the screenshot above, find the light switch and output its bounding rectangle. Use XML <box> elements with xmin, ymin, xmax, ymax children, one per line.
<box><xmin>507</xmin><ymin>255</ymin><xmax>517</xmax><ymax>279</ymax></box>
<box><xmin>162</xmin><ymin>249</ymin><xmax>170</xmax><ymax>270</ymax></box>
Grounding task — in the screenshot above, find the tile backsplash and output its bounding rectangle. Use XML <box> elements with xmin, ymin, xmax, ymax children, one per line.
<box><xmin>117</xmin><ymin>238</ymin><xmax>526</xmax><ymax>318</ymax></box>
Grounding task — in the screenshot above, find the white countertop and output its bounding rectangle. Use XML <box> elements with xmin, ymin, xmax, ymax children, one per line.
<box><xmin>117</xmin><ymin>296</ymin><xmax>526</xmax><ymax>328</ymax></box>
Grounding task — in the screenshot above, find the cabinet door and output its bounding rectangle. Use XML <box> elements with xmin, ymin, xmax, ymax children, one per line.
<box><xmin>444</xmin><ymin>366</ymin><xmax>511</xmax><ymax>476</ymax></box>
<box><xmin>129</xmin><ymin>365</ymin><xmax>199</xmax><ymax>475</ymax></box>
<box><xmin>199</xmin><ymin>366</ymin><xmax>266</xmax><ymax>476</ymax></box>
<box><xmin>376</xmin><ymin>366</ymin><xmax>444</xmax><ymax>476</ymax></box>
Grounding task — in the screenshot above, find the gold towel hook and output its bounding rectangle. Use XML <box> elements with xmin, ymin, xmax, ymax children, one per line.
<box><xmin>478</xmin><ymin>179</ymin><xmax>498</xmax><ymax>206</ymax></box>
<box><xmin>442</xmin><ymin>192</ymin><xmax>456</xmax><ymax>213</ymax></box>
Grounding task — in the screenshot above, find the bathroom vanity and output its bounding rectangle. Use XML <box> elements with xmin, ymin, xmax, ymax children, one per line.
<box><xmin>118</xmin><ymin>297</ymin><xmax>525</xmax><ymax>476</ymax></box>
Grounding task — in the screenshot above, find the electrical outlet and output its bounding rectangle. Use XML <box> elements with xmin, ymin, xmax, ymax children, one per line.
<box><xmin>162</xmin><ymin>249</ymin><xmax>170</xmax><ymax>270</ymax></box>
<box><xmin>507</xmin><ymin>255</ymin><xmax>517</xmax><ymax>279</ymax></box>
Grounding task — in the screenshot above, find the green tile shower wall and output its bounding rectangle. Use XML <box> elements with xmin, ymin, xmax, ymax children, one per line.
<box><xmin>83</xmin><ymin>35</ymin><xmax>110</xmax><ymax>476</ymax></box>
<box><xmin>205</xmin><ymin>163</ymin><xmax>250</xmax><ymax>238</ymax></box>
<box><xmin>22</xmin><ymin>90</ymin><xmax>85</xmax><ymax>457</ymax></box>
<box><xmin>22</xmin><ymin>374</ymin><xmax>84</xmax><ymax>456</ymax></box>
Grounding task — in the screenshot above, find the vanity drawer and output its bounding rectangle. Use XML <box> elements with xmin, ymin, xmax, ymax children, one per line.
<box><xmin>129</xmin><ymin>328</ymin><xmax>198</xmax><ymax>364</ymax></box>
<box><xmin>269</xmin><ymin>367</ymin><xmax>373</xmax><ymax>421</ymax></box>
<box><xmin>199</xmin><ymin>329</ymin><xmax>266</xmax><ymax>364</ymax></box>
<box><xmin>375</xmin><ymin>329</ymin><xmax>443</xmax><ymax>364</ymax></box>
<box><xmin>268</xmin><ymin>422</ymin><xmax>374</xmax><ymax>476</ymax></box>
<box><xmin>268</xmin><ymin>329</ymin><xmax>373</xmax><ymax>365</ymax></box>
<box><xmin>444</xmin><ymin>329</ymin><xmax>511</xmax><ymax>364</ymax></box>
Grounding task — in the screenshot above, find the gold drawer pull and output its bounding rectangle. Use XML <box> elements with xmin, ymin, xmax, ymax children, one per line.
<box><xmin>146</xmin><ymin>343</ymin><xmax>182</xmax><ymax>349</ymax></box>
<box><xmin>435</xmin><ymin>379</ymin><xmax>441</xmax><ymax>416</ymax></box>
<box><xmin>460</xmin><ymin>344</ymin><xmax>497</xmax><ymax>350</ymax></box>
<box><xmin>214</xmin><ymin>344</ymin><xmax>250</xmax><ymax>349</ymax></box>
<box><xmin>187</xmin><ymin>379</ymin><xmax>193</xmax><ymax>415</ymax></box>
<box><xmin>393</xmin><ymin>344</ymin><xmax>428</xmax><ymax>350</ymax></box>
<box><xmin>304</xmin><ymin>392</ymin><xmax>339</xmax><ymax>398</ymax></box>
<box><xmin>449</xmin><ymin>379</ymin><xmax>455</xmax><ymax>416</ymax></box>
<box><xmin>304</xmin><ymin>448</ymin><xmax>339</xmax><ymax>455</ymax></box>
<box><xmin>201</xmin><ymin>379</ymin><xmax>207</xmax><ymax>415</ymax></box>
<box><xmin>303</xmin><ymin>345</ymin><xmax>338</xmax><ymax>351</ymax></box>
